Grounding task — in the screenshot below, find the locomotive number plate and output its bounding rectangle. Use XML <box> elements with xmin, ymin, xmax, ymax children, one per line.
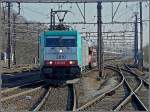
<box><xmin>56</xmin><ymin>54</ymin><xmax>66</xmax><ymax>59</ymax></box>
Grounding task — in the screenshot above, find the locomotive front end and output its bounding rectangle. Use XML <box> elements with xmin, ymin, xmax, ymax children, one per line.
<box><xmin>40</xmin><ymin>31</ymin><xmax>81</xmax><ymax>79</ymax></box>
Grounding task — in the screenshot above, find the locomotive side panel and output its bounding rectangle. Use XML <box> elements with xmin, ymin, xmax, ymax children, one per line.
<box><xmin>81</xmin><ymin>38</ymin><xmax>89</xmax><ymax>69</ymax></box>
<box><xmin>77</xmin><ymin>32</ymin><xmax>82</xmax><ymax>68</ymax></box>
<box><xmin>39</xmin><ymin>32</ymin><xmax>45</xmax><ymax>69</ymax></box>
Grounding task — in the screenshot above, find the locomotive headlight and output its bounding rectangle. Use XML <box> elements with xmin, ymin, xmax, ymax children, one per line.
<box><xmin>59</xmin><ymin>49</ymin><xmax>63</xmax><ymax>53</ymax></box>
<box><xmin>70</xmin><ymin>61</ymin><xmax>75</xmax><ymax>64</ymax></box>
<box><xmin>69</xmin><ymin>61</ymin><xmax>73</xmax><ymax>64</ymax></box>
<box><xmin>49</xmin><ymin>61</ymin><xmax>53</xmax><ymax>64</ymax></box>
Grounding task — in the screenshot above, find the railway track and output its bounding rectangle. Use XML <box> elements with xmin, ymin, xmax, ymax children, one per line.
<box><xmin>38</xmin><ymin>86</ymin><xmax>68</xmax><ymax>111</ymax></box>
<box><xmin>121</xmin><ymin>68</ymin><xmax>140</xmax><ymax>91</ymax></box>
<box><xmin>2</xmin><ymin>80</ymin><xmax>77</xmax><ymax>111</ymax></box>
<box><xmin>77</xmin><ymin>66</ymin><xmax>126</xmax><ymax>111</ymax></box>
<box><xmin>1</xmin><ymin>80</ymin><xmax>46</xmax><ymax>101</ymax></box>
<box><xmin>1</xmin><ymin>80</ymin><xmax>49</xmax><ymax>111</ymax></box>
<box><xmin>2</xmin><ymin>71</ymin><xmax>41</xmax><ymax>89</ymax></box>
<box><xmin>77</xmin><ymin>65</ymin><xmax>149</xmax><ymax>111</ymax></box>
<box><xmin>135</xmin><ymin>81</ymin><xmax>149</xmax><ymax>109</ymax></box>
<box><xmin>1</xmin><ymin>85</ymin><xmax>47</xmax><ymax>111</ymax></box>
<box><xmin>124</xmin><ymin>65</ymin><xmax>149</xmax><ymax>109</ymax></box>
<box><xmin>31</xmin><ymin>83</ymin><xmax>77</xmax><ymax>111</ymax></box>
<box><xmin>115</xmin><ymin>68</ymin><xmax>148</xmax><ymax>111</ymax></box>
<box><xmin>78</xmin><ymin>83</ymin><xmax>130</xmax><ymax>111</ymax></box>
<box><xmin>1</xmin><ymin>80</ymin><xmax>44</xmax><ymax>94</ymax></box>
<box><xmin>131</xmin><ymin>67</ymin><xmax>149</xmax><ymax>82</ymax></box>
<box><xmin>2</xmin><ymin>64</ymin><xmax>39</xmax><ymax>74</ymax></box>
<box><xmin>1</xmin><ymin>64</ymin><xmax>148</xmax><ymax>111</ymax></box>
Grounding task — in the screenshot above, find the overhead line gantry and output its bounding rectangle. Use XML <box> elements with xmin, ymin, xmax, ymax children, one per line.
<box><xmin>1</xmin><ymin>0</ymin><xmax>148</xmax><ymax>77</ymax></box>
<box><xmin>1</xmin><ymin>0</ymin><xmax>149</xmax><ymax>3</ymax></box>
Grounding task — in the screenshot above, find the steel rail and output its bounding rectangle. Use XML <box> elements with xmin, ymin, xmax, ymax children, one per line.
<box><xmin>123</xmin><ymin>68</ymin><xmax>141</xmax><ymax>91</ymax></box>
<box><xmin>67</xmin><ymin>84</ymin><xmax>76</xmax><ymax>111</ymax></box>
<box><xmin>2</xmin><ymin>65</ymin><xmax>39</xmax><ymax>74</ymax></box>
<box><xmin>114</xmin><ymin>67</ymin><xmax>140</xmax><ymax>111</ymax></box>
<box><xmin>1</xmin><ymin>83</ymin><xmax>47</xmax><ymax>102</ymax></box>
<box><xmin>124</xmin><ymin>64</ymin><xmax>149</xmax><ymax>86</ymax></box>
<box><xmin>107</xmin><ymin>65</ymin><xmax>149</xmax><ymax>111</ymax></box>
<box><xmin>105</xmin><ymin>64</ymin><xmax>149</xmax><ymax>87</ymax></box>
<box><xmin>123</xmin><ymin>65</ymin><xmax>149</xmax><ymax>110</ymax></box>
<box><xmin>73</xmin><ymin>86</ymin><xmax>77</xmax><ymax>111</ymax></box>
<box><xmin>122</xmin><ymin>68</ymin><xmax>149</xmax><ymax>87</ymax></box>
<box><xmin>31</xmin><ymin>86</ymin><xmax>51</xmax><ymax>111</ymax></box>
<box><xmin>81</xmin><ymin>66</ymin><xmax>97</xmax><ymax>76</ymax></box>
<box><xmin>107</xmin><ymin>65</ymin><xmax>149</xmax><ymax>89</ymax></box>
<box><xmin>78</xmin><ymin>65</ymin><xmax>144</xmax><ymax>111</ymax></box>
<box><xmin>2</xmin><ymin>70</ymin><xmax>40</xmax><ymax>87</ymax></box>
<box><xmin>77</xmin><ymin>67</ymin><xmax>125</xmax><ymax>111</ymax></box>
<box><xmin>1</xmin><ymin>80</ymin><xmax>44</xmax><ymax>94</ymax></box>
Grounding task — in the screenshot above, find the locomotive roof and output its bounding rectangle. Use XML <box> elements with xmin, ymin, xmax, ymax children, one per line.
<box><xmin>43</xmin><ymin>30</ymin><xmax>80</xmax><ymax>36</ymax></box>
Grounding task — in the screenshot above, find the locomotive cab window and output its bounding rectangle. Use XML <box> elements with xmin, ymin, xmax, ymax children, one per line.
<box><xmin>45</xmin><ymin>36</ymin><xmax>77</xmax><ymax>47</ymax></box>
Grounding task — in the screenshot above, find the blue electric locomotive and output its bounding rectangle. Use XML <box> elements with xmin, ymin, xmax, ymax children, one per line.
<box><xmin>39</xmin><ymin>30</ymin><xmax>90</xmax><ymax>79</ymax></box>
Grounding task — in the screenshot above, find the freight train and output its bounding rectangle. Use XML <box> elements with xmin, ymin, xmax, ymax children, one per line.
<box><xmin>39</xmin><ymin>30</ymin><xmax>95</xmax><ymax>79</ymax></box>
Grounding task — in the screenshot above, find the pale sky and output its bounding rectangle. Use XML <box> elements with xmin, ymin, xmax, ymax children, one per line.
<box><xmin>13</xmin><ymin>2</ymin><xmax>149</xmax><ymax>47</ymax></box>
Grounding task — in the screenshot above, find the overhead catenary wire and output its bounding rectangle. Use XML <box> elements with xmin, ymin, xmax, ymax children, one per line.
<box><xmin>2</xmin><ymin>2</ymin><xmax>148</xmax><ymax>62</ymax></box>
